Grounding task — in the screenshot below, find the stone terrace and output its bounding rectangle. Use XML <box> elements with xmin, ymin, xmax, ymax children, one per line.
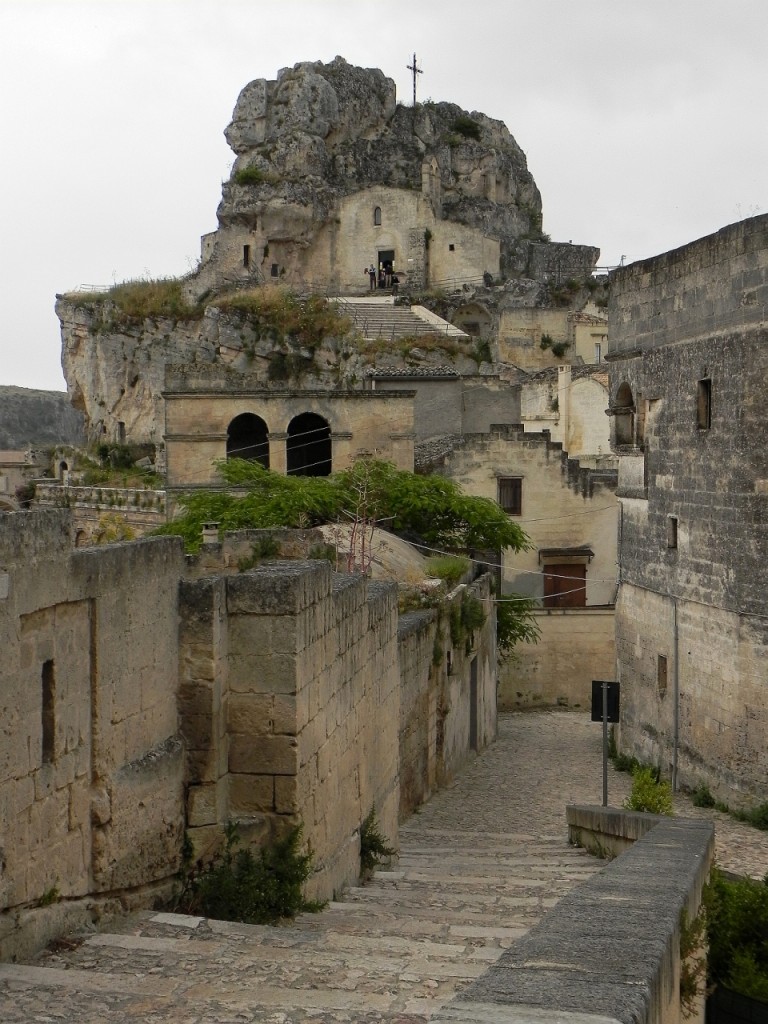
<box><xmin>1</xmin><ymin>712</ymin><xmax>766</xmax><ymax>1022</ymax></box>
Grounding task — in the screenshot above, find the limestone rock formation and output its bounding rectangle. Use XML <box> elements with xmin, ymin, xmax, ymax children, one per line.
<box><xmin>0</xmin><ymin>386</ymin><xmax>84</xmax><ymax>448</ymax></box>
<box><xmin>197</xmin><ymin>56</ymin><xmax>547</xmax><ymax>291</ymax></box>
<box><xmin>58</xmin><ymin>57</ymin><xmax>600</xmax><ymax>445</ymax></box>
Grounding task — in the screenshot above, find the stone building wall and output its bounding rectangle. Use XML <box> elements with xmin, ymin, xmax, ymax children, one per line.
<box><xmin>163</xmin><ymin>371</ymin><xmax>415</xmax><ymax>493</ymax></box>
<box><xmin>430</xmin><ymin>425</ymin><xmax>618</xmax><ymax>602</ymax></box>
<box><xmin>1</xmin><ymin>509</ymin><xmax>496</xmax><ymax>953</ymax></box>
<box><xmin>609</xmin><ymin>214</ymin><xmax>768</xmax><ymax>803</ymax></box>
<box><xmin>34</xmin><ymin>482</ymin><xmax>166</xmax><ymax>544</ymax></box>
<box><xmin>500</xmin><ymin>607</ymin><xmax>615</xmax><ymax>711</ymax></box>
<box><xmin>0</xmin><ymin>510</ymin><xmax>186</xmax><ymax>957</ymax></box>
<box><xmin>397</xmin><ymin>575</ymin><xmax>497</xmax><ymax>819</ymax></box>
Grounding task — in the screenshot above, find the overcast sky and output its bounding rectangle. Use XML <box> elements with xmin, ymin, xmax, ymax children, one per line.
<box><xmin>2</xmin><ymin>0</ymin><xmax>766</xmax><ymax>391</ymax></box>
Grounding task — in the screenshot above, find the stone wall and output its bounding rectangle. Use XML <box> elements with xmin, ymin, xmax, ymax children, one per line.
<box><xmin>163</xmin><ymin>371</ymin><xmax>416</xmax><ymax>492</ymax></box>
<box><xmin>429</xmin><ymin>424</ymin><xmax>618</xmax><ymax>603</ymax></box>
<box><xmin>34</xmin><ymin>482</ymin><xmax>166</xmax><ymax>543</ymax></box>
<box><xmin>500</xmin><ymin>607</ymin><xmax>615</xmax><ymax>711</ymax></box>
<box><xmin>0</xmin><ymin>510</ymin><xmax>186</xmax><ymax>958</ymax></box>
<box><xmin>444</xmin><ymin>811</ymin><xmax>713</xmax><ymax>1024</ymax></box>
<box><xmin>1</xmin><ymin>510</ymin><xmax>496</xmax><ymax>955</ymax></box>
<box><xmin>398</xmin><ymin>575</ymin><xmax>497</xmax><ymax>819</ymax></box>
<box><xmin>609</xmin><ymin>215</ymin><xmax>768</xmax><ymax>803</ymax></box>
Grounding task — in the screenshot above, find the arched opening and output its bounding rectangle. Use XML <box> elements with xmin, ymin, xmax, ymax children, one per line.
<box><xmin>287</xmin><ymin>413</ymin><xmax>331</xmax><ymax>477</ymax></box>
<box><xmin>373</xmin><ymin>206</ymin><xmax>382</xmax><ymax>226</ymax></box>
<box><xmin>226</xmin><ymin>413</ymin><xmax>270</xmax><ymax>468</ymax></box>
<box><xmin>614</xmin><ymin>382</ymin><xmax>635</xmax><ymax>446</ymax></box>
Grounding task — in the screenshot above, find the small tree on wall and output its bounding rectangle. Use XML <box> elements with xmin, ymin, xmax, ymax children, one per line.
<box><xmin>155</xmin><ymin>458</ymin><xmax>539</xmax><ymax>657</ymax></box>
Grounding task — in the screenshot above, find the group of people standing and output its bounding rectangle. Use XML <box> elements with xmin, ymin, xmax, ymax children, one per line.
<box><xmin>366</xmin><ymin>262</ymin><xmax>399</xmax><ymax>293</ymax></box>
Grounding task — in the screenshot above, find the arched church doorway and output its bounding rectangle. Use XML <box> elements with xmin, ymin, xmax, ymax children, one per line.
<box><xmin>286</xmin><ymin>413</ymin><xmax>331</xmax><ymax>476</ymax></box>
<box><xmin>226</xmin><ymin>413</ymin><xmax>270</xmax><ymax>468</ymax></box>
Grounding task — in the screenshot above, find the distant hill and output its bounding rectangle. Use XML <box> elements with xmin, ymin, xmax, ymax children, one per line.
<box><xmin>0</xmin><ymin>386</ymin><xmax>84</xmax><ymax>448</ymax></box>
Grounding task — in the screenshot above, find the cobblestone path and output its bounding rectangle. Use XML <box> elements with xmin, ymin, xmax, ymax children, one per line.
<box><xmin>1</xmin><ymin>712</ymin><xmax>766</xmax><ymax>1022</ymax></box>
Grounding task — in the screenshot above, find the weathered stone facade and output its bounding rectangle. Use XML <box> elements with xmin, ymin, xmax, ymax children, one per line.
<box><xmin>0</xmin><ymin>509</ymin><xmax>496</xmax><ymax>956</ymax></box>
<box><xmin>0</xmin><ymin>511</ymin><xmax>186</xmax><ymax>957</ymax></box>
<box><xmin>609</xmin><ymin>214</ymin><xmax>768</xmax><ymax>803</ymax></box>
<box><xmin>422</xmin><ymin>423</ymin><xmax>618</xmax><ymax>710</ymax></box>
<box><xmin>162</xmin><ymin>367</ymin><xmax>416</xmax><ymax>498</ymax></box>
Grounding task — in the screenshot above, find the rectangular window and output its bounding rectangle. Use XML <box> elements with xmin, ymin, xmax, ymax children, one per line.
<box><xmin>543</xmin><ymin>563</ymin><xmax>587</xmax><ymax>608</ymax></box>
<box><xmin>667</xmin><ymin>516</ymin><xmax>678</xmax><ymax>549</ymax></box>
<box><xmin>42</xmin><ymin>659</ymin><xmax>55</xmax><ymax>764</ymax></box>
<box><xmin>697</xmin><ymin>378</ymin><xmax>711</xmax><ymax>430</ymax></box>
<box><xmin>498</xmin><ymin>477</ymin><xmax>522</xmax><ymax>515</ymax></box>
<box><xmin>448</xmin><ymin>243</ymin><xmax>455</xmax><ymax>251</ymax></box>
<box><xmin>594</xmin><ymin>342</ymin><xmax>602</xmax><ymax>363</ymax></box>
<box><xmin>657</xmin><ymin>654</ymin><xmax>668</xmax><ymax>697</ymax></box>
<box><xmin>243</xmin><ymin>244</ymin><xmax>250</xmax><ymax>268</ymax></box>
<box><xmin>271</xmin><ymin>263</ymin><xmax>279</xmax><ymax>278</ymax></box>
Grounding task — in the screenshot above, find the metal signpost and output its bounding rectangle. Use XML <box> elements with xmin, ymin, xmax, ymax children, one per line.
<box><xmin>591</xmin><ymin>681</ymin><xmax>620</xmax><ymax>806</ymax></box>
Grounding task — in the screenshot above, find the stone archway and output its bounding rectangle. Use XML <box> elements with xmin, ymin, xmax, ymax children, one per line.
<box><xmin>613</xmin><ymin>382</ymin><xmax>635</xmax><ymax>446</ymax></box>
<box><xmin>227</xmin><ymin>413</ymin><xmax>270</xmax><ymax>468</ymax></box>
<box><xmin>286</xmin><ymin>413</ymin><xmax>331</xmax><ymax>477</ymax></box>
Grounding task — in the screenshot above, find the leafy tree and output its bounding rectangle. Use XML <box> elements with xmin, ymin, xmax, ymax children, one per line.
<box><xmin>155</xmin><ymin>458</ymin><xmax>538</xmax><ymax>654</ymax></box>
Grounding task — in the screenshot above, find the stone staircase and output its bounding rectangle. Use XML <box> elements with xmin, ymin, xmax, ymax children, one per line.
<box><xmin>335</xmin><ymin>298</ymin><xmax>469</xmax><ymax>342</ymax></box>
<box><xmin>0</xmin><ymin>832</ymin><xmax>598</xmax><ymax>1022</ymax></box>
<box><xmin>0</xmin><ymin>714</ymin><xmax>611</xmax><ymax>1023</ymax></box>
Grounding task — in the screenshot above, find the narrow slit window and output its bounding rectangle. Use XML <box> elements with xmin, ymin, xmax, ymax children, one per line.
<box><xmin>42</xmin><ymin>659</ymin><xmax>55</xmax><ymax>763</ymax></box>
<box><xmin>373</xmin><ymin>206</ymin><xmax>382</xmax><ymax>226</ymax></box>
<box><xmin>697</xmin><ymin>378</ymin><xmax>712</xmax><ymax>430</ymax></box>
<box><xmin>657</xmin><ymin>654</ymin><xmax>668</xmax><ymax>698</ymax></box>
<box><xmin>667</xmin><ymin>516</ymin><xmax>678</xmax><ymax>549</ymax></box>
<box><xmin>243</xmin><ymin>244</ymin><xmax>250</xmax><ymax>268</ymax></box>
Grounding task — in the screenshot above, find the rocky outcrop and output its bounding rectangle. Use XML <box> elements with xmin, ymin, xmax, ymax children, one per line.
<box><xmin>0</xmin><ymin>386</ymin><xmax>84</xmax><ymax>448</ymax></box>
<box><xmin>212</xmin><ymin>57</ymin><xmax>543</xmax><ymax>276</ymax></box>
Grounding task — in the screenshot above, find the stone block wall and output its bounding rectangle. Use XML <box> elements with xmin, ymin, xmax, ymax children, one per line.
<box><xmin>0</xmin><ymin>511</ymin><xmax>186</xmax><ymax>956</ymax></box>
<box><xmin>610</xmin><ymin>215</ymin><xmax>768</xmax><ymax>803</ymax></box>
<box><xmin>398</xmin><ymin>575</ymin><xmax>497</xmax><ymax>819</ymax></box>
<box><xmin>178</xmin><ymin>560</ymin><xmax>401</xmax><ymax>902</ymax></box>
<box><xmin>500</xmin><ymin>607</ymin><xmax>615</xmax><ymax>711</ymax></box>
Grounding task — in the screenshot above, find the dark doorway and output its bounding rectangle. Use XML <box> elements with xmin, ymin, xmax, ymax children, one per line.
<box><xmin>227</xmin><ymin>413</ymin><xmax>270</xmax><ymax>468</ymax></box>
<box><xmin>287</xmin><ymin>413</ymin><xmax>331</xmax><ymax>476</ymax></box>
<box><xmin>378</xmin><ymin>249</ymin><xmax>395</xmax><ymax>271</ymax></box>
<box><xmin>469</xmin><ymin>657</ymin><xmax>479</xmax><ymax>751</ymax></box>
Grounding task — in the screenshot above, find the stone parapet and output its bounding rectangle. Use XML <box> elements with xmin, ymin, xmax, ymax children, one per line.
<box><xmin>436</xmin><ymin>809</ymin><xmax>714</xmax><ymax>1024</ymax></box>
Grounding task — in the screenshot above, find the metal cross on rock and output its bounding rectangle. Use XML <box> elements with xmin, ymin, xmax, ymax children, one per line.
<box><xmin>406</xmin><ymin>52</ymin><xmax>423</xmax><ymax>107</ymax></box>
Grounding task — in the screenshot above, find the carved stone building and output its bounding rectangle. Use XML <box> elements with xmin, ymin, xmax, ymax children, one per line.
<box><xmin>609</xmin><ymin>215</ymin><xmax>768</xmax><ymax>803</ymax></box>
<box><xmin>186</xmin><ymin>57</ymin><xmax>597</xmax><ymax>299</ymax></box>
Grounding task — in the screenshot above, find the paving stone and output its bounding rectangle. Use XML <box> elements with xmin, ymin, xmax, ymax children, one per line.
<box><xmin>2</xmin><ymin>711</ymin><xmax>766</xmax><ymax>1023</ymax></box>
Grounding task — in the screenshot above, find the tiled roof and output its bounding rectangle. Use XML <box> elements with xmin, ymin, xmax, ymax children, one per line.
<box><xmin>366</xmin><ymin>365</ymin><xmax>460</xmax><ymax>378</ymax></box>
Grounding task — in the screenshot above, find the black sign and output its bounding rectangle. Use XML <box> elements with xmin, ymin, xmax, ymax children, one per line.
<box><xmin>591</xmin><ymin>681</ymin><xmax>620</xmax><ymax>723</ymax></box>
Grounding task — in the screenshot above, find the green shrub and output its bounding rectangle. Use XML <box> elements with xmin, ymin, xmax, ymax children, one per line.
<box><xmin>733</xmin><ymin>802</ymin><xmax>768</xmax><ymax>831</ymax></box>
<box><xmin>540</xmin><ymin>333</ymin><xmax>553</xmax><ymax>350</ymax></box>
<box><xmin>551</xmin><ymin>341</ymin><xmax>570</xmax><ymax>358</ymax></box>
<box><xmin>360</xmin><ymin>806</ymin><xmax>395</xmax><ymax>879</ymax></box>
<box><xmin>425</xmin><ymin>555</ymin><xmax>470</xmax><ymax>585</ymax></box>
<box><xmin>451</xmin><ymin>115</ymin><xmax>481</xmax><ymax>141</ymax></box>
<box><xmin>233</xmin><ymin>165</ymin><xmax>277</xmax><ymax>186</ymax></box>
<box><xmin>691</xmin><ymin>783</ymin><xmax>716</xmax><ymax>808</ymax></box>
<box><xmin>237</xmin><ymin>535</ymin><xmax>280</xmax><ymax>571</ymax></box>
<box><xmin>705</xmin><ymin>867</ymin><xmax>768</xmax><ymax>1002</ymax></box>
<box><xmin>174</xmin><ymin>821</ymin><xmax>323</xmax><ymax>924</ymax></box>
<box><xmin>623</xmin><ymin>765</ymin><xmax>673</xmax><ymax>815</ymax></box>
